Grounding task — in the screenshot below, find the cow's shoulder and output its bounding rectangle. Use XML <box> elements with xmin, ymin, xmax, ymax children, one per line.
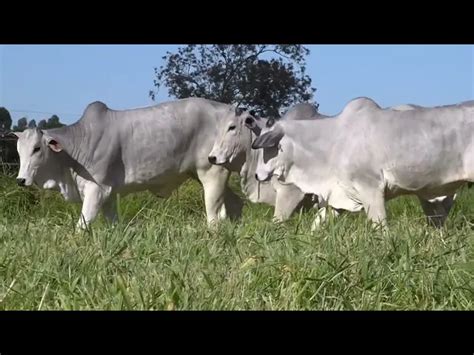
<box><xmin>283</xmin><ymin>103</ymin><xmax>319</xmax><ymax>121</ymax></box>
<box><xmin>341</xmin><ymin>97</ymin><xmax>381</xmax><ymax>116</ymax></box>
<box><xmin>79</xmin><ymin>101</ymin><xmax>110</xmax><ymax>123</ymax></box>
<box><xmin>85</xmin><ymin>101</ymin><xmax>108</xmax><ymax>114</ymax></box>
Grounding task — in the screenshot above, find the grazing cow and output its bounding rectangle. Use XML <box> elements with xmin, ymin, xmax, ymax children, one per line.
<box><xmin>208</xmin><ymin>103</ymin><xmax>322</xmax><ymax>221</ymax></box>
<box><xmin>250</xmin><ymin>97</ymin><xmax>474</xmax><ymax>229</ymax></box>
<box><xmin>14</xmin><ymin>98</ymin><xmax>250</xmax><ymax>229</ymax></box>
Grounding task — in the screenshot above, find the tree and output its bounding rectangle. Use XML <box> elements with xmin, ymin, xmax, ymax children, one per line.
<box><xmin>38</xmin><ymin>119</ymin><xmax>47</xmax><ymax>129</ymax></box>
<box><xmin>45</xmin><ymin>114</ymin><xmax>64</xmax><ymax>129</ymax></box>
<box><xmin>150</xmin><ymin>45</ymin><xmax>317</xmax><ymax>117</ymax></box>
<box><xmin>0</xmin><ymin>107</ymin><xmax>12</xmax><ymax>131</ymax></box>
<box><xmin>11</xmin><ymin>114</ymin><xmax>64</xmax><ymax>132</ymax></box>
<box><xmin>13</xmin><ymin>117</ymin><xmax>28</xmax><ymax>132</ymax></box>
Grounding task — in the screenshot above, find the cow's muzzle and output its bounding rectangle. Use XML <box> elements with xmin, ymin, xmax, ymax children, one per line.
<box><xmin>255</xmin><ymin>173</ymin><xmax>271</xmax><ymax>182</ymax></box>
<box><xmin>208</xmin><ymin>156</ymin><xmax>217</xmax><ymax>164</ymax></box>
<box><xmin>16</xmin><ymin>178</ymin><xmax>26</xmax><ymax>187</ymax></box>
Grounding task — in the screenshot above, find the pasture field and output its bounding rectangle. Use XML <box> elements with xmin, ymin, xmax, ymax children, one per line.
<box><xmin>0</xmin><ymin>172</ymin><xmax>473</xmax><ymax>310</ymax></box>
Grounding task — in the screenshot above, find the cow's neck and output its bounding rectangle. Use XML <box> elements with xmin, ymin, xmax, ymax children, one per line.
<box><xmin>239</xmin><ymin>129</ymin><xmax>276</xmax><ymax>203</ymax></box>
<box><xmin>46</xmin><ymin>123</ymin><xmax>93</xmax><ymax>170</ymax></box>
<box><xmin>240</xmin><ymin>129</ymin><xmax>259</xmax><ymax>196</ymax></box>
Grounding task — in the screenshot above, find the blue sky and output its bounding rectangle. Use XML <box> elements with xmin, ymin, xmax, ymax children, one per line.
<box><xmin>1</xmin><ymin>45</ymin><xmax>473</xmax><ymax>125</ymax></box>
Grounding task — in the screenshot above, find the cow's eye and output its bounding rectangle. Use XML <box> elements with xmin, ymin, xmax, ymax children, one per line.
<box><xmin>228</xmin><ymin>125</ymin><xmax>236</xmax><ymax>131</ymax></box>
<box><xmin>32</xmin><ymin>147</ymin><xmax>40</xmax><ymax>154</ymax></box>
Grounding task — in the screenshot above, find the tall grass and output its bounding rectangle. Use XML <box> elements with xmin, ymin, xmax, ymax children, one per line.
<box><xmin>0</xmin><ymin>173</ymin><xmax>472</xmax><ymax>310</ymax></box>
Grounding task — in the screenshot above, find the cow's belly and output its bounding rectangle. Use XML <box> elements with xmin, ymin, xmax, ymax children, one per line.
<box><xmin>385</xmin><ymin>181</ymin><xmax>465</xmax><ymax>201</ymax></box>
<box><xmin>382</xmin><ymin>166</ymin><xmax>466</xmax><ymax>200</ymax></box>
<box><xmin>118</xmin><ymin>170</ymin><xmax>190</xmax><ymax>197</ymax></box>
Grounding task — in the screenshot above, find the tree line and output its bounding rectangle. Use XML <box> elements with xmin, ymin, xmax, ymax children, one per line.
<box><xmin>0</xmin><ymin>108</ymin><xmax>65</xmax><ymax>133</ymax></box>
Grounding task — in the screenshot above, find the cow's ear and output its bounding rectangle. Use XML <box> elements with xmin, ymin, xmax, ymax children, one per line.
<box><xmin>235</xmin><ymin>107</ymin><xmax>247</xmax><ymax>116</ymax></box>
<box><xmin>251</xmin><ymin>127</ymin><xmax>284</xmax><ymax>149</ymax></box>
<box><xmin>10</xmin><ymin>131</ymin><xmax>22</xmax><ymax>138</ymax></box>
<box><xmin>47</xmin><ymin>139</ymin><xmax>63</xmax><ymax>152</ymax></box>
<box><xmin>244</xmin><ymin>116</ymin><xmax>262</xmax><ymax>136</ymax></box>
<box><xmin>245</xmin><ymin>116</ymin><xmax>257</xmax><ymax>129</ymax></box>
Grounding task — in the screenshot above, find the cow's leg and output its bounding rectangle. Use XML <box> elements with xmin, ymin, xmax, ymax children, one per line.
<box><xmin>197</xmin><ymin>166</ymin><xmax>230</xmax><ymax>225</ymax></box>
<box><xmin>102</xmin><ymin>193</ymin><xmax>118</xmax><ymax>225</ymax></box>
<box><xmin>441</xmin><ymin>194</ymin><xmax>457</xmax><ymax>213</ymax></box>
<box><xmin>362</xmin><ymin>188</ymin><xmax>387</xmax><ymax>231</ymax></box>
<box><xmin>311</xmin><ymin>207</ymin><xmax>327</xmax><ymax>231</ymax></box>
<box><xmin>273</xmin><ymin>184</ymin><xmax>306</xmax><ymax>222</ymax></box>
<box><xmin>77</xmin><ymin>183</ymin><xmax>111</xmax><ymax>230</ymax></box>
<box><xmin>418</xmin><ymin>195</ymin><xmax>455</xmax><ymax>228</ymax></box>
<box><xmin>311</xmin><ymin>206</ymin><xmax>341</xmax><ymax>232</ymax></box>
<box><xmin>223</xmin><ymin>185</ymin><xmax>243</xmax><ymax>221</ymax></box>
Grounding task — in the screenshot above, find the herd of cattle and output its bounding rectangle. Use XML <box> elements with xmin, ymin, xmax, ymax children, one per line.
<box><xmin>10</xmin><ymin>97</ymin><xmax>474</xmax><ymax>231</ymax></box>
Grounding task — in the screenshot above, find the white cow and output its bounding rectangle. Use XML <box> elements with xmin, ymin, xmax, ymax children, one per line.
<box><xmin>14</xmin><ymin>98</ymin><xmax>252</xmax><ymax>229</ymax></box>
<box><xmin>250</xmin><ymin>97</ymin><xmax>474</xmax><ymax>229</ymax></box>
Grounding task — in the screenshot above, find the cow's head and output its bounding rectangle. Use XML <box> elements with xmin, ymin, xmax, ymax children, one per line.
<box><xmin>251</xmin><ymin>118</ymin><xmax>287</xmax><ymax>182</ymax></box>
<box><xmin>14</xmin><ymin>128</ymin><xmax>64</xmax><ymax>188</ymax></box>
<box><xmin>208</xmin><ymin>106</ymin><xmax>258</xmax><ymax>165</ymax></box>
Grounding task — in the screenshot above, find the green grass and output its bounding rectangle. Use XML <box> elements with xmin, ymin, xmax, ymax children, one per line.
<box><xmin>0</xmin><ymin>173</ymin><xmax>473</xmax><ymax>310</ymax></box>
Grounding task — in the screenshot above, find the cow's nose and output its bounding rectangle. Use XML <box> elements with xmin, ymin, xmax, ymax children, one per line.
<box><xmin>208</xmin><ymin>156</ymin><xmax>217</xmax><ymax>164</ymax></box>
<box><xmin>255</xmin><ymin>173</ymin><xmax>270</xmax><ymax>182</ymax></box>
<box><xmin>16</xmin><ymin>178</ymin><xmax>26</xmax><ymax>186</ymax></box>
